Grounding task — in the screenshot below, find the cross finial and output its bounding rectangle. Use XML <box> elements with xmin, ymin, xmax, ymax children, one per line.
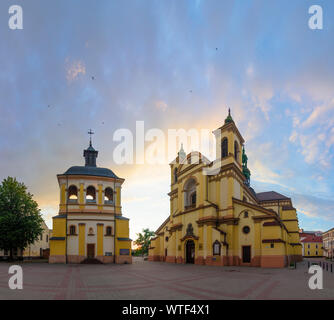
<box><xmin>88</xmin><ymin>129</ymin><xmax>94</xmax><ymax>146</ymax></box>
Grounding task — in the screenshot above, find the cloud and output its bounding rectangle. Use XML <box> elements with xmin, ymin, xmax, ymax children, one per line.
<box><xmin>154</xmin><ymin>100</ymin><xmax>168</xmax><ymax>112</ymax></box>
<box><xmin>65</xmin><ymin>59</ymin><xmax>86</xmax><ymax>83</ymax></box>
<box><xmin>292</xmin><ymin>193</ymin><xmax>334</xmax><ymax>223</ymax></box>
<box><xmin>251</xmin><ymin>160</ymin><xmax>291</xmax><ymax>190</ymax></box>
<box><xmin>302</xmin><ymin>100</ymin><xmax>334</xmax><ymax>129</ymax></box>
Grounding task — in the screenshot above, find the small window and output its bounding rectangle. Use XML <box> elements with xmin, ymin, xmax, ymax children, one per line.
<box><xmin>213</xmin><ymin>240</ymin><xmax>221</xmax><ymax>256</ymax></box>
<box><xmin>316</xmin><ymin>251</ymin><xmax>318</xmax><ymax>255</ymax></box>
<box><xmin>307</xmin><ymin>251</ymin><xmax>310</xmax><ymax>255</ymax></box>
<box><xmin>106</xmin><ymin>226</ymin><xmax>112</xmax><ymax>236</ymax></box>
<box><xmin>244</xmin><ymin>212</ymin><xmax>248</xmax><ymax>218</ymax></box>
<box><xmin>234</xmin><ymin>141</ymin><xmax>239</xmax><ymax>161</ymax></box>
<box><xmin>69</xmin><ymin>225</ymin><xmax>76</xmax><ymax>235</ymax></box>
<box><xmin>221</xmin><ymin>138</ymin><xmax>228</xmax><ymax>158</ymax></box>
<box><xmin>46</xmin><ymin>235</ymin><xmax>48</xmax><ymax>242</ymax></box>
<box><xmin>165</xmin><ymin>236</ymin><xmax>169</xmax><ymax>242</ymax></box>
<box><xmin>308</xmin><ymin>244</ymin><xmax>310</xmax><ymax>249</ymax></box>
<box><xmin>4</xmin><ymin>250</ymin><xmax>8</xmax><ymax>256</ymax></box>
<box><xmin>86</xmin><ymin>186</ymin><xmax>96</xmax><ymax>202</ymax></box>
<box><xmin>243</xmin><ymin>226</ymin><xmax>250</xmax><ymax>234</ymax></box>
<box><xmin>270</xmin><ymin>243</ymin><xmax>274</xmax><ymax>248</ymax></box>
<box><xmin>104</xmin><ymin>187</ymin><xmax>114</xmax><ymax>203</ymax></box>
<box><xmin>190</xmin><ymin>192</ymin><xmax>196</xmax><ymax>206</ymax></box>
<box><xmin>68</xmin><ymin>185</ymin><xmax>78</xmax><ymax>202</ymax></box>
<box><xmin>316</xmin><ymin>244</ymin><xmax>318</xmax><ymax>249</ymax></box>
<box><xmin>174</xmin><ymin>168</ymin><xmax>178</xmax><ymax>183</ymax></box>
<box><xmin>40</xmin><ymin>234</ymin><xmax>43</xmax><ymax>241</ymax></box>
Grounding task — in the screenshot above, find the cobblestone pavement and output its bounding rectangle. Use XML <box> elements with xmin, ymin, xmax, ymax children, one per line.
<box><xmin>0</xmin><ymin>258</ymin><xmax>333</xmax><ymax>300</ymax></box>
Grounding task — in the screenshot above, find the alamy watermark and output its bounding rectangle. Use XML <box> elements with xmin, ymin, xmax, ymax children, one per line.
<box><xmin>8</xmin><ymin>265</ymin><xmax>23</xmax><ymax>290</ymax></box>
<box><xmin>6</xmin><ymin>4</ymin><xmax>323</xmax><ymax>31</ymax></box>
<box><xmin>111</xmin><ymin>121</ymin><xmax>221</xmax><ymax>173</ymax></box>
<box><xmin>8</xmin><ymin>5</ymin><xmax>23</xmax><ymax>30</ymax></box>
<box><xmin>308</xmin><ymin>5</ymin><xmax>323</xmax><ymax>30</ymax></box>
<box><xmin>308</xmin><ymin>265</ymin><xmax>323</xmax><ymax>290</ymax></box>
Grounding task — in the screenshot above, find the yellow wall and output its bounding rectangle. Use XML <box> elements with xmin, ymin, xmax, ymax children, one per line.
<box><xmin>97</xmin><ymin>224</ymin><xmax>104</xmax><ymax>256</ymax></box>
<box><xmin>303</xmin><ymin>242</ymin><xmax>323</xmax><ymax>257</ymax></box>
<box><xmin>50</xmin><ymin>217</ymin><xmax>66</xmax><ymax>256</ymax></box>
<box><xmin>79</xmin><ymin>224</ymin><xmax>86</xmax><ymax>256</ymax></box>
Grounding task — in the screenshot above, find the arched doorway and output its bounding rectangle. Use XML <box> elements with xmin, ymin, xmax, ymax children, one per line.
<box><xmin>185</xmin><ymin>240</ymin><xmax>195</xmax><ymax>264</ymax></box>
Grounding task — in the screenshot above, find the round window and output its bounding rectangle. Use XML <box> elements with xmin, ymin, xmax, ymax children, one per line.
<box><xmin>243</xmin><ymin>226</ymin><xmax>250</xmax><ymax>234</ymax></box>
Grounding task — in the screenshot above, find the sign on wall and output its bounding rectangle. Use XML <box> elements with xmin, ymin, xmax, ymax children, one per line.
<box><xmin>120</xmin><ymin>249</ymin><xmax>130</xmax><ymax>255</ymax></box>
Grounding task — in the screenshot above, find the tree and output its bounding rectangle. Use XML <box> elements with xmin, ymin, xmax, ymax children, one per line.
<box><xmin>0</xmin><ymin>177</ymin><xmax>43</xmax><ymax>260</ymax></box>
<box><xmin>134</xmin><ymin>228</ymin><xmax>155</xmax><ymax>255</ymax></box>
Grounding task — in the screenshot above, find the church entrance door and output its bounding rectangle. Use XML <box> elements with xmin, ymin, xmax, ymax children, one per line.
<box><xmin>186</xmin><ymin>240</ymin><xmax>195</xmax><ymax>264</ymax></box>
<box><xmin>242</xmin><ymin>246</ymin><xmax>251</xmax><ymax>263</ymax></box>
<box><xmin>87</xmin><ymin>244</ymin><xmax>95</xmax><ymax>259</ymax></box>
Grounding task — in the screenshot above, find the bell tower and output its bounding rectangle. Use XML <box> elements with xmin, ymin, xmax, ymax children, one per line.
<box><xmin>83</xmin><ymin>129</ymin><xmax>98</xmax><ymax>167</ymax></box>
<box><xmin>213</xmin><ymin>108</ymin><xmax>244</xmax><ymax>165</ymax></box>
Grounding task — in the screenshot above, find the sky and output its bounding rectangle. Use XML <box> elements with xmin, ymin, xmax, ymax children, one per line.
<box><xmin>0</xmin><ymin>0</ymin><xmax>334</xmax><ymax>240</ymax></box>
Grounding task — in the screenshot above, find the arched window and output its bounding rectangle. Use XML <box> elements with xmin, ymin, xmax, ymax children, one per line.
<box><xmin>213</xmin><ymin>240</ymin><xmax>221</xmax><ymax>256</ymax></box>
<box><xmin>68</xmin><ymin>185</ymin><xmax>78</xmax><ymax>202</ymax></box>
<box><xmin>174</xmin><ymin>168</ymin><xmax>178</xmax><ymax>183</ymax></box>
<box><xmin>86</xmin><ymin>186</ymin><xmax>96</xmax><ymax>203</ymax></box>
<box><xmin>106</xmin><ymin>226</ymin><xmax>112</xmax><ymax>236</ymax></box>
<box><xmin>234</xmin><ymin>141</ymin><xmax>239</xmax><ymax>161</ymax></box>
<box><xmin>221</xmin><ymin>138</ymin><xmax>228</xmax><ymax>158</ymax></box>
<box><xmin>88</xmin><ymin>227</ymin><xmax>94</xmax><ymax>235</ymax></box>
<box><xmin>69</xmin><ymin>225</ymin><xmax>76</xmax><ymax>235</ymax></box>
<box><xmin>184</xmin><ymin>178</ymin><xmax>197</xmax><ymax>209</ymax></box>
<box><xmin>104</xmin><ymin>187</ymin><xmax>113</xmax><ymax>203</ymax></box>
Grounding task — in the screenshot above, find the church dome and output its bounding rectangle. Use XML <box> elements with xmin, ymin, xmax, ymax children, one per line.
<box><xmin>63</xmin><ymin>166</ymin><xmax>119</xmax><ymax>179</ymax></box>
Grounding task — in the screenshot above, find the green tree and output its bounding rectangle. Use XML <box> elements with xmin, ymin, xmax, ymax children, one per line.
<box><xmin>0</xmin><ymin>177</ymin><xmax>43</xmax><ymax>260</ymax></box>
<box><xmin>134</xmin><ymin>228</ymin><xmax>155</xmax><ymax>255</ymax></box>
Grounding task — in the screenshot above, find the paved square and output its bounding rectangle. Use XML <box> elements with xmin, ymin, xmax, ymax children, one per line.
<box><xmin>0</xmin><ymin>258</ymin><xmax>333</xmax><ymax>299</ymax></box>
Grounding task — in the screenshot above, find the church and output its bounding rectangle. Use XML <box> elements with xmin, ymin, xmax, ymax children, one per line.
<box><xmin>49</xmin><ymin>134</ymin><xmax>132</xmax><ymax>264</ymax></box>
<box><xmin>149</xmin><ymin>110</ymin><xmax>302</xmax><ymax>268</ymax></box>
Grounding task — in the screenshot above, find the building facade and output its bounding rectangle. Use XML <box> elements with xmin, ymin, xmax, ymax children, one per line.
<box><xmin>0</xmin><ymin>219</ymin><xmax>50</xmax><ymax>260</ymax></box>
<box><xmin>149</xmin><ymin>110</ymin><xmax>302</xmax><ymax>268</ymax></box>
<box><xmin>49</xmin><ymin>139</ymin><xmax>131</xmax><ymax>264</ymax></box>
<box><xmin>323</xmin><ymin>228</ymin><xmax>334</xmax><ymax>259</ymax></box>
<box><xmin>299</xmin><ymin>231</ymin><xmax>323</xmax><ymax>257</ymax></box>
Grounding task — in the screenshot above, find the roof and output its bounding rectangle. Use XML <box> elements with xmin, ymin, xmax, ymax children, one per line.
<box><xmin>61</xmin><ymin>166</ymin><xmax>119</xmax><ymax>179</ymax></box>
<box><xmin>256</xmin><ymin>191</ymin><xmax>289</xmax><ymax>202</ymax></box>
<box><xmin>323</xmin><ymin>227</ymin><xmax>334</xmax><ymax>234</ymax></box>
<box><xmin>300</xmin><ymin>234</ymin><xmax>322</xmax><ymax>243</ymax></box>
<box><xmin>116</xmin><ymin>216</ymin><xmax>129</xmax><ymax>220</ymax></box>
<box><xmin>53</xmin><ymin>214</ymin><xmax>67</xmax><ymax>219</ymax></box>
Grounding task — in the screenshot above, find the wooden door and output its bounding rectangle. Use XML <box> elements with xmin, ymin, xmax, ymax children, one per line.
<box><xmin>87</xmin><ymin>244</ymin><xmax>95</xmax><ymax>258</ymax></box>
<box><xmin>186</xmin><ymin>240</ymin><xmax>195</xmax><ymax>264</ymax></box>
<box><xmin>242</xmin><ymin>246</ymin><xmax>251</xmax><ymax>263</ymax></box>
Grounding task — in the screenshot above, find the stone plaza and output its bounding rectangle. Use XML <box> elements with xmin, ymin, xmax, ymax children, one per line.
<box><xmin>0</xmin><ymin>258</ymin><xmax>333</xmax><ymax>300</ymax></box>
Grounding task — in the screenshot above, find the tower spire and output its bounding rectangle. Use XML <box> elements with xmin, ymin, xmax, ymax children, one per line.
<box><xmin>224</xmin><ymin>107</ymin><xmax>234</xmax><ymax>124</ymax></box>
<box><xmin>88</xmin><ymin>129</ymin><xmax>94</xmax><ymax>147</ymax></box>
<box><xmin>178</xmin><ymin>143</ymin><xmax>186</xmax><ymax>162</ymax></box>
<box><xmin>83</xmin><ymin>129</ymin><xmax>98</xmax><ymax>167</ymax></box>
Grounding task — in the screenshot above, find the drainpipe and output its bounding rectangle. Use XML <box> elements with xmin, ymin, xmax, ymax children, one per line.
<box><xmin>65</xmin><ymin>176</ymin><xmax>68</xmax><ymax>264</ymax></box>
<box><xmin>114</xmin><ymin>180</ymin><xmax>116</xmax><ymax>264</ymax></box>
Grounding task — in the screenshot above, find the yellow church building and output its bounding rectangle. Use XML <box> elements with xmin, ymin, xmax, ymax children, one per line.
<box><xmin>49</xmin><ymin>135</ymin><xmax>132</xmax><ymax>264</ymax></box>
<box><xmin>149</xmin><ymin>110</ymin><xmax>302</xmax><ymax>268</ymax></box>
